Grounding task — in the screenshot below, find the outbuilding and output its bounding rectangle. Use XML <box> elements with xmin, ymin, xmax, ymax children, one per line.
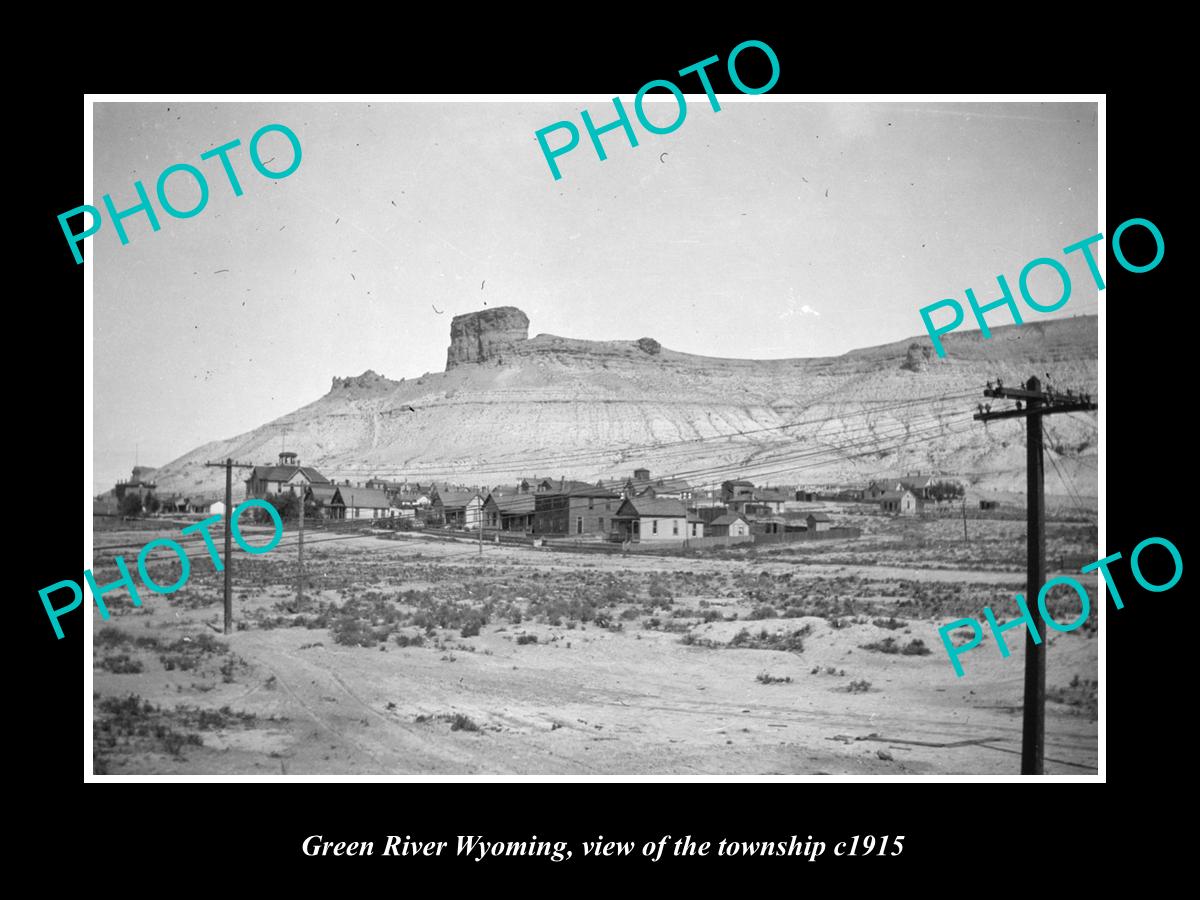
<box><xmin>806</xmin><ymin>512</ymin><xmax>834</xmax><ymax>532</ymax></box>
<box><xmin>708</xmin><ymin>513</ymin><xmax>751</xmax><ymax>537</ymax></box>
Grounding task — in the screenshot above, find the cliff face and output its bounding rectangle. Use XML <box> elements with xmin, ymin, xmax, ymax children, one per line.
<box><xmin>445</xmin><ymin>307</ymin><xmax>529</xmax><ymax>369</ymax></box>
<box><xmin>147</xmin><ymin>309</ymin><xmax>1099</xmax><ymax>501</ymax></box>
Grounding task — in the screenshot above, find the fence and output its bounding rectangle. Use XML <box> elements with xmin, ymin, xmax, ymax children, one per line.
<box><xmin>751</xmin><ymin>527</ymin><xmax>861</xmax><ymax>544</ymax></box>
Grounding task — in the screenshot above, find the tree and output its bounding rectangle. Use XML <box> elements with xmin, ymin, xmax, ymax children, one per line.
<box><xmin>267</xmin><ymin>491</ymin><xmax>317</xmax><ymax>521</ymax></box>
<box><xmin>929</xmin><ymin>480</ymin><xmax>965</xmax><ymax>502</ymax></box>
<box><xmin>144</xmin><ymin>494</ymin><xmax>161</xmax><ymax>514</ymax></box>
<box><xmin>119</xmin><ymin>493</ymin><xmax>144</xmax><ymax>517</ymax></box>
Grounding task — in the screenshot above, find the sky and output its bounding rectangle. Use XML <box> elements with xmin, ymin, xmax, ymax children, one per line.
<box><xmin>92</xmin><ymin>99</ymin><xmax>1098</xmax><ymax>494</ymax></box>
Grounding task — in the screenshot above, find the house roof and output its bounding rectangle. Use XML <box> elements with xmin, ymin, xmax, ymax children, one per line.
<box><xmin>338</xmin><ymin>486</ymin><xmax>392</xmax><ymax>509</ymax></box>
<box><xmin>723</xmin><ymin>479</ymin><xmax>755</xmax><ymax>487</ymax></box>
<box><xmin>563</xmin><ymin>483</ymin><xmax>619</xmax><ymax>498</ymax></box>
<box><xmin>709</xmin><ymin>513</ymin><xmax>748</xmax><ymax>527</ymax></box>
<box><xmin>625</xmin><ymin>497</ymin><xmax>687</xmax><ymax>518</ymax></box>
<box><xmin>807</xmin><ymin>512</ymin><xmax>833</xmax><ymax>522</ymax></box>
<box><xmin>901</xmin><ymin>475</ymin><xmax>936</xmax><ymax>488</ymax></box>
<box><xmin>495</xmin><ymin>494</ymin><xmax>535</xmax><ymax>514</ymax></box>
<box><xmin>754</xmin><ymin>488</ymin><xmax>790</xmax><ymax>502</ymax></box>
<box><xmin>437</xmin><ymin>490</ymin><xmax>480</xmax><ymax>507</ymax></box>
<box><xmin>687</xmin><ymin>513</ymin><xmax>704</xmax><ymax>523</ymax></box>
<box><xmin>308</xmin><ymin>484</ymin><xmax>340</xmax><ymax>503</ymax></box>
<box><xmin>879</xmin><ymin>490</ymin><xmax>914</xmax><ymax>501</ymax></box>
<box><xmin>247</xmin><ymin>464</ymin><xmax>330</xmax><ymax>485</ymax></box>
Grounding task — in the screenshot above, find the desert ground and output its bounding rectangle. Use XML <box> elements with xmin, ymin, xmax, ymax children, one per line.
<box><xmin>90</xmin><ymin>511</ymin><xmax>1099</xmax><ymax>776</ymax></box>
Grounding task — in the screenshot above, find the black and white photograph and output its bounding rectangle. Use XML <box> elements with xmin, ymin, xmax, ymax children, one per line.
<box><xmin>85</xmin><ymin>96</ymin><xmax>1100</xmax><ymax>778</ymax></box>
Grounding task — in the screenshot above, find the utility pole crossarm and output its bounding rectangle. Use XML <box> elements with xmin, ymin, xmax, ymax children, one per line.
<box><xmin>976</xmin><ymin>402</ymin><xmax>1097</xmax><ymax>422</ymax></box>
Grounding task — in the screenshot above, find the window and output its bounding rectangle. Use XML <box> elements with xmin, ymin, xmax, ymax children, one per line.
<box><xmin>589</xmin><ymin>498</ymin><xmax>594</xmax><ymax>510</ymax></box>
<box><xmin>598</xmin><ymin>517</ymin><xmax>604</xmax><ymax>532</ymax></box>
<box><xmin>577</xmin><ymin>517</ymin><xmax>583</xmax><ymax>534</ymax></box>
<box><xmin>673</xmin><ymin>520</ymin><xmax>679</xmax><ymax>535</ymax></box>
<box><xmin>652</xmin><ymin>520</ymin><xmax>658</xmax><ymax>534</ymax></box>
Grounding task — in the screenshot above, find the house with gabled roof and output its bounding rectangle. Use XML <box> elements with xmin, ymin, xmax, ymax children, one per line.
<box><xmin>338</xmin><ymin>485</ymin><xmax>394</xmax><ymax>519</ymax></box>
<box><xmin>244</xmin><ymin>452</ymin><xmax>331</xmax><ymax>500</ymax></box>
<box><xmin>483</xmin><ymin>492</ymin><xmax>536</xmax><ymax>532</ymax></box>
<box><xmin>432</xmin><ymin>489</ymin><xmax>483</xmax><ymax>528</ymax></box>
<box><xmin>880</xmin><ymin>489</ymin><xmax>919</xmax><ymax>516</ymax></box>
<box><xmin>708</xmin><ymin>513</ymin><xmax>751</xmax><ymax>537</ymax></box>
<box><xmin>806</xmin><ymin>512</ymin><xmax>834</xmax><ymax>532</ymax></box>
<box><xmin>611</xmin><ymin>497</ymin><xmax>689</xmax><ymax>542</ymax></box>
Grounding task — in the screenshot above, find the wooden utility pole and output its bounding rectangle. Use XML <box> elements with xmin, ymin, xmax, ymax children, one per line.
<box><xmin>297</xmin><ymin>485</ymin><xmax>305</xmax><ymax>606</ymax></box>
<box><xmin>203</xmin><ymin>458</ymin><xmax>257</xmax><ymax>635</ymax></box>
<box><xmin>975</xmin><ymin>376</ymin><xmax>1097</xmax><ymax>774</ymax></box>
<box><xmin>962</xmin><ymin>497</ymin><xmax>969</xmax><ymax>541</ymax></box>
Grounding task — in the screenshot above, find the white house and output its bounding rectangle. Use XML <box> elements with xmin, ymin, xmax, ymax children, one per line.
<box><xmin>880</xmin><ymin>490</ymin><xmax>919</xmax><ymax>516</ymax></box>
<box><xmin>612</xmin><ymin>497</ymin><xmax>689</xmax><ymax>542</ymax></box>
<box><xmin>708</xmin><ymin>513</ymin><xmax>751</xmax><ymax>537</ymax></box>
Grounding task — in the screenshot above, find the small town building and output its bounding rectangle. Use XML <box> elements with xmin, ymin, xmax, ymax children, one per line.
<box><xmin>806</xmin><ymin>512</ymin><xmax>834</xmax><ymax>532</ymax></box>
<box><xmin>707</xmin><ymin>512</ymin><xmax>751</xmax><ymax>537</ymax></box>
<box><xmin>899</xmin><ymin>474</ymin><xmax>936</xmax><ymax>500</ymax></box>
<box><xmin>244</xmin><ymin>452</ymin><xmax>331</xmax><ymax>499</ymax></box>
<box><xmin>752</xmin><ymin>487</ymin><xmax>790</xmax><ymax>513</ymax></box>
<box><xmin>338</xmin><ymin>485</ymin><xmax>394</xmax><ymax>519</ymax></box>
<box><xmin>866</xmin><ymin>479</ymin><xmax>904</xmax><ymax>500</ymax></box>
<box><xmin>611</xmin><ymin>497</ymin><xmax>689</xmax><ymax>542</ymax></box>
<box><xmin>432</xmin><ymin>489</ymin><xmax>482</xmax><ymax>528</ymax></box>
<box><xmin>307</xmin><ymin>484</ymin><xmax>344</xmax><ymax>519</ymax></box>
<box><xmin>114</xmin><ymin>465</ymin><xmax>158</xmax><ymax>503</ymax></box>
<box><xmin>880</xmin><ymin>489</ymin><xmax>919</xmax><ymax>516</ymax></box>
<box><xmin>721</xmin><ymin>480</ymin><xmax>756</xmax><ymax>510</ymax></box>
<box><xmin>483</xmin><ymin>492</ymin><xmax>536</xmax><ymax>532</ymax></box>
<box><xmin>532</xmin><ymin>485</ymin><xmax>621</xmax><ymax>536</ymax></box>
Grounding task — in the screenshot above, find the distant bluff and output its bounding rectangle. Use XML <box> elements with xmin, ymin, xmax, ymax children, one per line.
<box><xmin>446</xmin><ymin>307</ymin><xmax>530</xmax><ymax>369</ymax></box>
<box><xmin>146</xmin><ymin>309</ymin><xmax>1098</xmax><ymax>501</ymax></box>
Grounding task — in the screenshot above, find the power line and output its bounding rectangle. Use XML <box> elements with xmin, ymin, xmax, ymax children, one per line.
<box><xmin>298</xmin><ymin>391</ymin><xmax>982</xmax><ymax>478</ymax></box>
<box><xmin>328</xmin><ymin>395</ymin><xmax>981</xmax><ymax>482</ymax></box>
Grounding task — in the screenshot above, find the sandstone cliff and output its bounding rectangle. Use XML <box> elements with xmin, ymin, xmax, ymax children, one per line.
<box><xmin>445</xmin><ymin>307</ymin><xmax>530</xmax><ymax>369</ymax></box>
<box><xmin>148</xmin><ymin>310</ymin><xmax>1098</xmax><ymax>501</ymax></box>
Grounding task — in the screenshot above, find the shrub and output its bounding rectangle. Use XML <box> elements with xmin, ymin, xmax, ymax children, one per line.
<box><xmin>98</xmin><ymin>653</ymin><xmax>143</xmax><ymax>674</ymax></box>
<box><xmin>448</xmin><ymin>713</ymin><xmax>480</xmax><ymax>732</ymax></box>
<box><xmin>872</xmin><ymin>617</ymin><xmax>906</xmax><ymax>630</ymax></box>
<box><xmin>331</xmin><ymin>617</ymin><xmax>386</xmax><ymax>648</ymax></box>
<box><xmin>845</xmin><ymin>680</ymin><xmax>872</xmax><ymax>693</ymax></box>
<box><xmin>395</xmin><ymin>633</ymin><xmax>426</xmax><ymax>648</ymax></box>
<box><xmin>749</xmin><ymin>605</ymin><xmax>778</xmax><ymax>620</ymax></box>
<box><xmin>516</xmin><ymin>634</ymin><xmax>538</xmax><ymax>645</ymax></box>
<box><xmin>756</xmin><ymin>673</ymin><xmax>793</xmax><ymax>685</ymax></box>
<box><xmin>860</xmin><ymin>637</ymin><xmax>900</xmax><ymax>654</ymax></box>
<box><xmin>861</xmin><ymin>637</ymin><xmax>930</xmax><ymax>656</ymax></box>
<box><xmin>727</xmin><ymin>625</ymin><xmax>809</xmax><ymax>653</ymax></box>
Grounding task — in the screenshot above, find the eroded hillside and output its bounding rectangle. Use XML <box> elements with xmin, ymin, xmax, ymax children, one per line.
<box><xmin>149</xmin><ymin>309</ymin><xmax>1098</xmax><ymax>499</ymax></box>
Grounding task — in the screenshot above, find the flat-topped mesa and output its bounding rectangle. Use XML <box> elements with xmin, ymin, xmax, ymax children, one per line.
<box><xmin>446</xmin><ymin>307</ymin><xmax>530</xmax><ymax>370</ymax></box>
